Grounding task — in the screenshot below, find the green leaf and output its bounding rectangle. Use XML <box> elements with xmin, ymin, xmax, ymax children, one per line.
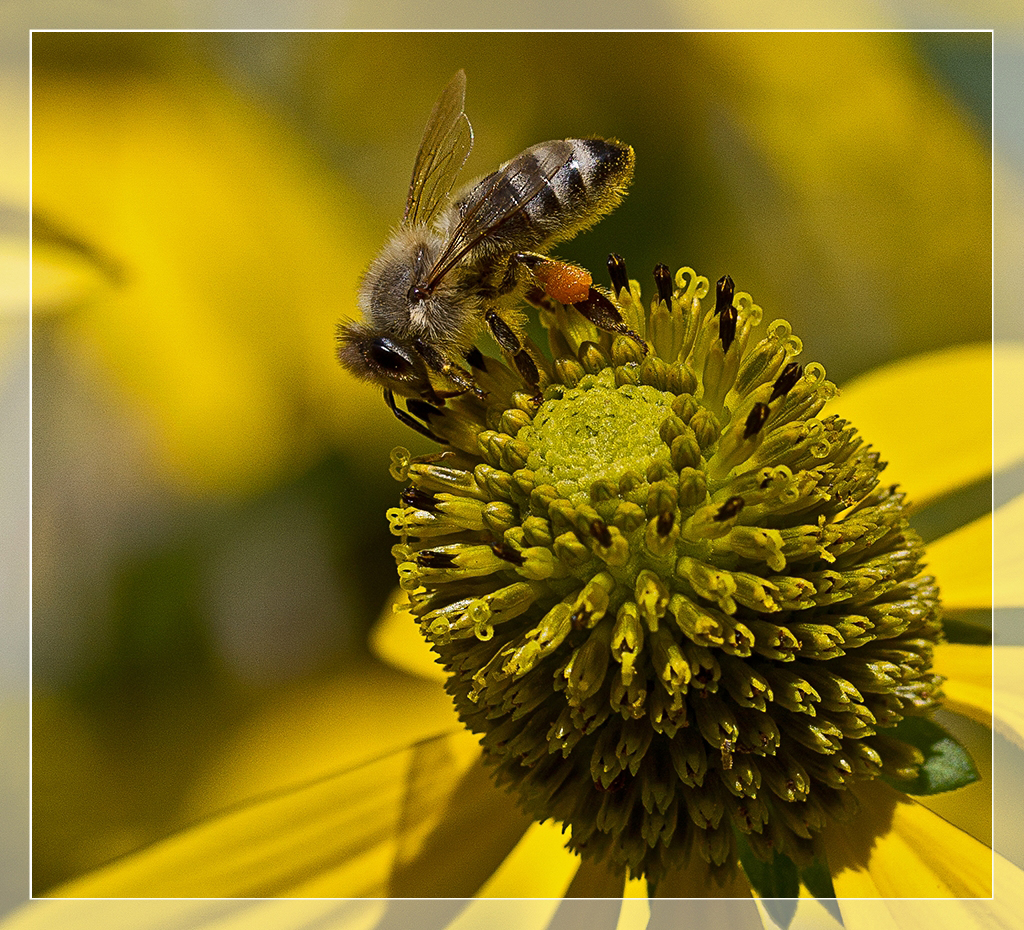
<box><xmin>881</xmin><ymin>715</ymin><xmax>979</xmax><ymax>795</ymax></box>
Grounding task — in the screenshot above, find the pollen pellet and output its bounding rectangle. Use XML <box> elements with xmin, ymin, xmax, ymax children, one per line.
<box><xmin>533</xmin><ymin>259</ymin><xmax>594</xmax><ymax>305</ymax></box>
<box><xmin>388</xmin><ymin>264</ymin><xmax>944</xmax><ymax>888</ymax></box>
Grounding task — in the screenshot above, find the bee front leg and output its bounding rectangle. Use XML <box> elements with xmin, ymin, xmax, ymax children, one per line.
<box><xmin>384</xmin><ymin>388</ymin><xmax>445</xmax><ymax>443</ymax></box>
<box><xmin>411</xmin><ymin>337</ymin><xmax>487</xmax><ymax>401</ymax></box>
<box><xmin>484</xmin><ymin>309</ymin><xmax>541</xmax><ymax>393</ymax></box>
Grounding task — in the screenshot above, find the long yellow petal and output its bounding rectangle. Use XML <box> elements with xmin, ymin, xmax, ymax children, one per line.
<box><xmin>933</xmin><ymin>642</ymin><xmax>992</xmax><ymax>727</ymax></box>
<box><xmin>49</xmin><ymin>729</ymin><xmax>475</xmax><ymax>898</ymax></box>
<box><xmin>995</xmin><ymin>645</ymin><xmax>1024</xmax><ymax>750</ymax></box>
<box><xmin>0</xmin><ymin>901</ymin><xmax>391</xmax><ymax>930</ymax></box>
<box><xmin>828</xmin><ymin>345</ymin><xmax>1001</xmax><ymax>507</ymax></box>
<box><xmin>185</xmin><ymin>663</ymin><xmax>461</xmax><ymax>820</ymax></box>
<box><xmin>839</xmin><ymin>850</ymin><xmax>1024</xmax><ymax>930</ymax></box>
<box><xmin>369</xmin><ymin>589</ymin><xmax>447</xmax><ymax>683</ymax></box>
<box><xmin>938</xmin><ymin>643</ymin><xmax>1024</xmax><ymax>749</ymax></box>
<box><xmin>824</xmin><ymin>779</ymin><xmax>991</xmax><ymax>897</ymax></box>
<box><xmin>994</xmin><ymin>492</ymin><xmax>1024</xmax><ymax>608</ymax></box>
<box><xmin>475</xmin><ymin>819</ymin><xmax>580</xmax><ymax>898</ymax></box>
<box><xmin>926</xmin><ymin>512</ymin><xmax>992</xmax><ymax>610</ymax></box>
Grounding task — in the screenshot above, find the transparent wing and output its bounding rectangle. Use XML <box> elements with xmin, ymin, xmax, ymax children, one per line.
<box><xmin>423</xmin><ymin>140</ymin><xmax>573</xmax><ymax>292</ymax></box>
<box><xmin>403</xmin><ymin>69</ymin><xmax>474</xmax><ymax>227</ymax></box>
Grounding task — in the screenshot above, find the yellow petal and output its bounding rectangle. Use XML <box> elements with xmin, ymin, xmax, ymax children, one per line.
<box><xmin>824</xmin><ymin>778</ymin><xmax>991</xmax><ymax>897</ymax></box>
<box><xmin>938</xmin><ymin>643</ymin><xmax>1024</xmax><ymax>750</ymax></box>
<box><xmin>186</xmin><ymin>663</ymin><xmax>460</xmax><ymax>819</ymax></box>
<box><xmin>475</xmin><ymin>819</ymin><xmax>580</xmax><ymax>898</ymax></box>
<box><xmin>931</xmin><ymin>490</ymin><xmax>1024</xmax><ymax>612</ymax></box>
<box><xmin>995</xmin><ymin>645</ymin><xmax>1024</xmax><ymax>750</ymax></box>
<box><xmin>994</xmin><ymin>492</ymin><xmax>1024</xmax><ymax>608</ymax></box>
<box><xmin>933</xmin><ymin>642</ymin><xmax>991</xmax><ymax>727</ymax></box>
<box><xmin>369</xmin><ymin>589</ymin><xmax>447</xmax><ymax>682</ymax></box>
<box><xmin>829</xmin><ymin>344</ymin><xmax>1002</xmax><ymax>507</ymax></box>
<box><xmin>926</xmin><ymin>511</ymin><xmax>991</xmax><ymax>610</ymax></box>
<box><xmin>49</xmin><ymin>729</ymin><xmax>477</xmax><ymax>898</ymax></box>
<box><xmin>0</xmin><ymin>900</ymin><xmax>388</xmax><ymax>930</ymax></box>
<box><xmin>613</xmin><ymin>891</ymin><xmax>651</xmax><ymax>930</ymax></box>
<box><xmin>387</xmin><ymin>755</ymin><xmax>534</xmax><ymax>897</ymax></box>
<box><xmin>648</xmin><ymin>897</ymin><xmax>763</xmax><ymax>929</ymax></box>
<box><xmin>439</xmin><ymin>824</ymin><xmax>585</xmax><ymax>930</ymax></box>
<box><xmin>838</xmin><ymin>850</ymin><xmax>1024</xmax><ymax>930</ymax></box>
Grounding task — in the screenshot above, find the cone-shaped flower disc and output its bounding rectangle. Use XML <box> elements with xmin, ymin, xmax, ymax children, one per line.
<box><xmin>388</xmin><ymin>263</ymin><xmax>945</xmax><ymax>888</ymax></box>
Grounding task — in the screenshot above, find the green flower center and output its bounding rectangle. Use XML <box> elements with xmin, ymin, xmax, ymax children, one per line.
<box><xmin>387</xmin><ymin>265</ymin><xmax>943</xmax><ymax>889</ymax></box>
<box><xmin>525</xmin><ymin>373</ymin><xmax>676</xmax><ymax>507</ymax></box>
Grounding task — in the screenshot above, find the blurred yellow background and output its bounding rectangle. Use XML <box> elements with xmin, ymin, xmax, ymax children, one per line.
<box><xmin>30</xmin><ymin>32</ymin><xmax>992</xmax><ymax>893</ymax></box>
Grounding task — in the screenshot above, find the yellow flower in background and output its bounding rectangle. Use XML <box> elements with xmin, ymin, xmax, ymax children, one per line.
<box><xmin>24</xmin><ymin>27</ymin><xmax>1017</xmax><ymax>930</ymax></box>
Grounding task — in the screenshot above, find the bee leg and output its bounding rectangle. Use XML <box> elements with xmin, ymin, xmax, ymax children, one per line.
<box><xmin>412</xmin><ymin>337</ymin><xmax>486</xmax><ymax>401</ymax></box>
<box><xmin>484</xmin><ymin>309</ymin><xmax>541</xmax><ymax>393</ymax></box>
<box><xmin>511</xmin><ymin>253</ymin><xmax>646</xmax><ymax>353</ymax></box>
<box><xmin>510</xmin><ymin>252</ymin><xmax>593</xmax><ymax>307</ymax></box>
<box><xmin>571</xmin><ymin>286</ymin><xmax>647</xmax><ymax>354</ymax></box>
<box><xmin>384</xmin><ymin>388</ymin><xmax>445</xmax><ymax>443</ymax></box>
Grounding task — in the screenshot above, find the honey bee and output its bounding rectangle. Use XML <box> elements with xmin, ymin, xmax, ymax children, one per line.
<box><xmin>337</xmin><ymin>70</ymin><xmax>642</xmax><ymax>439</ymax></box>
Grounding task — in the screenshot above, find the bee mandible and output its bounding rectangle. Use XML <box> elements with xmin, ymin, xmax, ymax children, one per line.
<box><xmin>337</xmin><ymin>70</ymin><xmax>643</xmax><ymax>440</ymax></box>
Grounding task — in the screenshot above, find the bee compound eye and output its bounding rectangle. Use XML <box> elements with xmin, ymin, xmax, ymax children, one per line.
<box><xmin>368</xmin><ymin>339</ymin><xmax>415</xmax><ymax>376</ymax></box>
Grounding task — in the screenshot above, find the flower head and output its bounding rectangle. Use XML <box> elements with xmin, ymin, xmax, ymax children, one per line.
<box><xmin>387</xmin><ymin>260</ymin><xmax>947</xmax><ymax>890</ymax></box>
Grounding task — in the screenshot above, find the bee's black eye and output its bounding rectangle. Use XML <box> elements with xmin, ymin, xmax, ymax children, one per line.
<box><xmin>368</xmin><ymin>339</ymin><xmax>414</xmax><ymax>375</ymax></box>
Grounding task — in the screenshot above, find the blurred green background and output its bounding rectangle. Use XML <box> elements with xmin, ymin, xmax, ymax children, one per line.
<box><xmin>31</xmin><ymin>32</ymin><xmax>991</xmax><ymax>893</ymax></box>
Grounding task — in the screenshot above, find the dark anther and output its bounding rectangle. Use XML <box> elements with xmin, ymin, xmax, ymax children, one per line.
<box><xmin>491</xmin><ymin>541</ymin><xmax>526</xmax><ymax>566</ymax></box>
<box><xmin>590</xmin><ymin>518</ymin><xmax>613</xmax><ymax>548</ymax></box>
<box><xmin>401</xmin><ymin>487</ymin><xmax>437</xmax><ymax>511</ymax></box>
<box><xmin>571</xmin><ymin>606</ymin><xmax>592</xmax><ymax>630</ymax></box>
<box><xmin>465</xmin><ymin>346</ymin><xmax>487</xmax><ymax>371</ymax></box>
<box><xmin>719</xmin><ymin>304</ymin><xmax>737</xmax><ymax>352</ymax></box>
<box><xmin>769</xmin><ymin>362</ymin><xmax>803</xmax><ymax>402</ymax></box>
<box><xmin>653</xmin><ymin>263</ymin><xmax>673</xmax><ymax>306</ymax></box>
<box><xmin>760</xmin><ymin>475</ymin><xmax>772</xmax><ymax>489</ymax></box>
<box><xmin>573</xmin><ymin>288</ymin><xmax>647</xmax><ymax>353</ymax></box>
<box><xmin>743</xmin><ymin>402</ymin><xmax>771</xmax><ymax>439</ymax></box>
<box><xmin>607</xmin><ymin>253</ymin><xmax>630</xmax><ymax>295</ymax></box>
<box><xmin>714</xmin><ymin>496</ymin><xmax>744</xmax><ymax>522</ymax></box>
<box><xmin>715</xmin><ymin>275</ymin><xmax>735</xmax><ymax>316</ymax></box>
<box><xmin>656</xmin><ymin>510</ymin><xmax>675</xmax><ymax>537</ymax></box>
<box><xmin>416</xmin><ymin>549</ymin><xmax>457</xmax><ymax>568</ymax></box>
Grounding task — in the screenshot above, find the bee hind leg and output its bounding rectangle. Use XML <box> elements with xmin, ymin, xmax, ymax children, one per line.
<box><xmin>510</xmin><ymin>252</ymin><xmax>592</xmax><ymax>306</ymax></box>
<box><xmin>384</xmin><ymin>389</ymin><xmax>445</xmax><ymax>443</ymax></box>
<box><xmin>484</xmin><ymin>309</ymin><xmax>541</xmax><ymax>393</ymax></box>
<box><xmin>510</xmin><ymin>253</ymin><xmax>646</xmax><ymax>354</ymax></box>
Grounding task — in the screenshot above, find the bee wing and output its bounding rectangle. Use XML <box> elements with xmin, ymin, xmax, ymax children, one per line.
<box><xmin>423</xmin><ymin>140</ymin><xmax>574</xmax><ymax>291</ymax></box>
<box><xmin>403</xmin><ymin>69</ymin><xmax>474</xmax><ymax>227</ymax></box>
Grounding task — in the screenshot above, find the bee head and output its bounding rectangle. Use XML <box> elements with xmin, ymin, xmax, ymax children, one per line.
<box><xmin>336</xmin><ymin>322</ymin><xmax>436</xmax><ymax>400</ymax></box>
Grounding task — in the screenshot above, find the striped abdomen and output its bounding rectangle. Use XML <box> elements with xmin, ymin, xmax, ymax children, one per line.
<box><xmin>445</xmin><ymin>138</ymin><xmax>635</xmax><ymax>258</ymax></box>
